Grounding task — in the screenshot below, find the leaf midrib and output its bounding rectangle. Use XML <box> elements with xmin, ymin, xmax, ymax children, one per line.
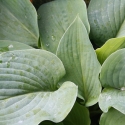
<box><xmin>1</xmin><ymin>3</ymin><xmax>38</xmax><ymax>40</ymax></box>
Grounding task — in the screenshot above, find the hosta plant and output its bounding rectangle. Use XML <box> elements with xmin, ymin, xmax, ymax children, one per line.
<box><xmin>0</xmin><ymin>0</ymin><xmax>125</xmax><ymax>125</ymax></box>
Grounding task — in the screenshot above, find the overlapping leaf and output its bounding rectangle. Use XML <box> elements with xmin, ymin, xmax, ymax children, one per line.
<box><xmin>100</xmin><ymin>108</ymin><xmax>125</xmax><ymax>125</ymax></box>
<box><xmin>38</xmin><ymin>0</ymin><xmax>90</xmax><ymax>53</ymax></box>
<box><xmin>100</xmin><ymin>49</ymin><xmax>125</xmax><ymax>89</ymax></box>
<box><xmin>63</xmin><ymin>102</ymin><xmax>90</xmax><ymax>125</ymax></box>
<box><xmin>96</xmin><ymin>37</ymin><xmax>125</xmax><ymax>64</ymax></box>
<box><xmin>0</xmin><ymin>40</ymin><xmax>33</xmax><ymax>53</ymax></box>
<box><xmin>99</xmin><ymin>49</ymin><xmax>125</xmax><ymax>114</ymax></box>
<box><xmin>0</xmin><ymin>0</ymin><xmax>39</xmax><ymax>47</ymax></box>
<box><xmin>0</xmin><ymin>49</ymin><xmax>78</xmax><ymax>125</ymax></box>
<box><xmin>40</xmin><ymin>102</ymin><xmax>90</xmax><ymax>125</ymax></box>
<box><xmin>88</xmin><ymin>0</ymin><xmax>125</xmax><ymax>46</ymax></box>
<box><xmin>99</xmin><ymin>88</ymin><xmax>125</xmax><ymax>114</ymax></box>
<box><xmin>57</xmin><ymin>16</ymin><xmax>101</xmax><ymax>106</ymax></box>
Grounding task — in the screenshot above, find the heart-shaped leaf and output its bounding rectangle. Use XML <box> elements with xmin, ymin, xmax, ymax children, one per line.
<box><xmin>38</xmin><ymin>0</ymin><xmax>90</xmax><ymax>53</ymax></box>
<box><xmin>100</xmin><ymin>49</ymin><xmax>125</xmax><ymax>89</ymax></box>
<box><xmin>0</xmin><ymin>49</ymin><xmax>78</xmax><ymax>125</ymax></box>
<box><xmin>0</xmin><ymin>40</ymin><xmax>33</xmax><ymax>53</ymax></box>
<box><xmin>0</xmin><ymin>0</ymin><xmax>39</xmax><ymax>47</ymax></box>
<box><xmin>100</xmin><ymin>108</ymin><xmax>125</xmax><ymax>125</ymax></box>
<box><xmin>99</xmin><ymin>88</ymin><xmax>125</xmax><ymax>114</ymax></box>
<box><xmin>88</xmin><ymin>0</ymin><xmax>125</xmax><ymax>46</ymax></box>
<box><xmin>96</xmin><ymin>37</ymin><xmax>125</xmax><ymax>64</ymax></box>
<box><xmin>57</xmin><ymin>16</ymin><xmax>101</xmax><ymax>106</ymax></box>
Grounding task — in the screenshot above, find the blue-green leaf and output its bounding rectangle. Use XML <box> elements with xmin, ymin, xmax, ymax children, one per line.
<box><xmin>0</xmin><ymin>0</ymin><xmax>39</xmax><ymax>47</ymax></box>
<box><xmin>38</xmin><ymin>0</ymin><xmax>89</xmax><ymax>53</ymax></box>
<box><xmin>88</xmin><ymin>0</ymin><xmax>125</xmax><ymax>46</ymax></box>
<box><xmin>57</xmin><ymin>16</ymin><xmax>101</xmax><ymax>106</ymax></box>
<box><xmin>0</xmin><ymin>40</ymin><xmax>33</xmax><ymax>53</ymax></box>
<box><xmin>0</xmin><ymin>49</ymin><xmax>78</xmax><ymax>125</ymax></box>
<box><xmin>100</xmin><ymin>108</ymin><xmax>125</xmax><ymax>125</ymax></box>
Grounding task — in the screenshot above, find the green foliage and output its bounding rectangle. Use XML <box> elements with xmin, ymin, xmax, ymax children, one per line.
<box><xmin>0</xmin><ymin>0</ymin><xmax>125</xmax><ymax>125</ymax></box>
<box><xmin>56</xmin><ymin>16</ymin><xmax>101</xmax><ymax>106</ymax></box>
<box><xmin>38</xmin><ymin>0</ymin><xmax>90</xmax><ymax>53</ymax></box>
<box><xmin>100</xmin><ymin>108</ymin><xmax>125</xmax><ymax>125</ymax></box>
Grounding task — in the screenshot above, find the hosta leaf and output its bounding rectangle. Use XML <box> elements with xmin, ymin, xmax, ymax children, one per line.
<box><xmin>0</xmin><ymin>40</ymin><xmax>33</xmax><ymax>53</ymax></box>
<box><xmin>99</xmin><ymin>88</ymin><xmax>125</xmax><ymax>114</ymax></box>
<box><xmin>38</xmin><ymin>0</ymin><xmax>90</xmax><ymax>53</ymax></box>
<box><xmin>100</xmin><ymin>49</ymin><xmax>125</xmax><ymax>89</ymax></box>
<box><xmin>57</xmin><ymin>16</ymin><xmax>101</xmax><ymax>106</ymax></box>
<box><xmin>63</xmin><ymin>102</ymin><xmax>90</xmax><ymax>125</ymax></box>
<box><xmin>88</xmin><ymin>0</ymin><xmax>125</xmax><ymax>46</ymax></box>
<box><xmin>41</xmin><ymin>102</ymin><xmax>90</xmax><ymax>125</ymax></box>
<box><xmin>100</xmin><ymin>108</ymin><xmax>125</xmax><ymax>125</ymax></box>
<box><xmin>96</xmin><ymin>37</ymin><xmax>125</xmax><ymax>64</ymax></box>
<box><xmin>0</xmin><ymin>0</ymin><xmax>39</xmax><ymax>47</ymax></box>
<box><xmin>0</xmin><ymin>49</ymin><xmax>78</xmax><ymax>125</ymax></box>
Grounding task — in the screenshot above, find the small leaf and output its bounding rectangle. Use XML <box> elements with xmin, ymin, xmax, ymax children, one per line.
<box><xmin>96</xmin><ymin>37</ymin><xmax>125</xmax><ymax>64</ymax></box>
<box><xmin>88</xmin><ymin>0</ymin><xmax>125</xmax><ymax>46</ymax></box>
<box><xmin>99</xmin><ymin>88</ymin><xmax>125</xmax><ymax>114</ymax></box>
<box><xmin>57</xmin><ymin>16</ymin><xmax>101</xmax><ymax>106</ymax></box>
<box><xmin>100</xmin><ymin>108</ymin><xmax>125</xmax><ymax>125</ymax></box>
<box><xmin>100</xmin><ymin>49</ymin><xmax>125</xmax><ymax>89</ymax></box>
<box><xmin>0</xmin><ymin>0</ymin><xmax>39</xmax><ymax>47</ymax></box>
<box><xmin>38</xmin><ymin>0</ymin><xmax>90</xmax><ymax>53</ymax></box>
<box><xmin>0</xmin><ymin>40</ymin><xmax>33</xmax><ymax>53</ymax></box>
<box><xmin>0</xmin><ymin>49</ymin><xmax>78</xmax><ymax>125</ymax></box>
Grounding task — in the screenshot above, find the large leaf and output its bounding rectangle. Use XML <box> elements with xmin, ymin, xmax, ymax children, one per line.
<box><xmin>0</xmin><ymin>40</ymin><xmax>33</xmax><ymax>53</ymax></box>
<box><xmin>40</xmin><ymin>102</ymin><xmax>90</xmax><ymax>125</ymax></box>
<box><xmin>100</xmin><ymin>49</ymin><xmax>125</xmax><ymax>89</ymax></box>
<box><xmin>38</xmin><ymin>0</ymin><xmax>90</xmax><ymax>53</ymax></box>
<box><xmin>0</xmin><ymin>0</ymin><xmax>39</xmax><ymax>47</ymax></box>
<box><xmin>57</xmin><ymin>16</ymin><xmax>101</xmax><ymax>106</ymax></box>
<box><xmin>99</xmin><ymin>88</ymin><xmax>125</xmax><ymax>114</ymax></box>
<box><xmin>100</xmin><ymin>108</ymin><xmax>125</xmax><ymax>125</ymax></box>
<box><xmin>0</xmin><ymin>49</ymin><xmax>78</xmax><ymax>125</ymax></box>
<box><xmin>96</xmin><ymin>37</ymin><xmax>125</xmax><ymax>64</ymax></box>
<box><xmin>88</xmin><ymin>0</ymin><xmax>125</xmax><ymax>46</ymax></box>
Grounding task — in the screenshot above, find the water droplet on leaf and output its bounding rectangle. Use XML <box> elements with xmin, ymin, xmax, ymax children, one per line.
<box><xmin>106</xmin><ymin>95</ymin><xmax>111</xmax><ymax>101</ymax></box>
<box><xmin>46</xmin><ymin>44</ymin><xmax>49</xmax><ymax>47</ymax></box>
<box><xmin>38</xmin><ymin>13</ymin><xmax>41</xmax><ymax>20</ymax></box>
<box><xmin>8</xmin><ymin>45</ymin><xmax>13</xmax><ymax>49</ymax></box>
<box><xmin>121</xmin><ymin>87</ymin><xmax>125</xmax><ymax>91</ymax></box>
<box><xmin>51</xmin><ymin>35</ymin><xmax>56</xmax><ymax>41</ymax></box>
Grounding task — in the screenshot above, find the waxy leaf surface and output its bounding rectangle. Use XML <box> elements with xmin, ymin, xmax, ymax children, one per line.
<box><xmin>88</xmin><ymin>0</ymin><xmax>125</xmax><ymax>46</ymax></box>
<box><xmin>100</xmin><ymin>49</ymin><xmax>125</xmax><ymax>89</ymax></box>
<box><xmin>100</xmin><ymin>108</ymin><xmax>125</xmax><ymax>125</ymax></box>
<box><xmin>0</xmin><ymin>40</ymin><xmax>33</xmax><ymax>53</ymax></box>
<box><xmin>38</xmin><ymin>0</ymin><xmax>89</xmax><ymax>53</ymax></box>
<box><xmin>57</xmin><ymin>16</ymin><xmax>101</xmax><ymax>106</ymax></box>
<box><xmin>0</xmin><ymin>0</ymin><xmax>39</xmax><ymax>47</ymax></box>
<box><xmin>0</xmin><ymin>49</ymin><xmax>78</xmax><ymax>125</ymax></box>
<box><xmin>99</xmin><ymin>88</ymin><xmax>125</xmax><ymax>114</ymax></box>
